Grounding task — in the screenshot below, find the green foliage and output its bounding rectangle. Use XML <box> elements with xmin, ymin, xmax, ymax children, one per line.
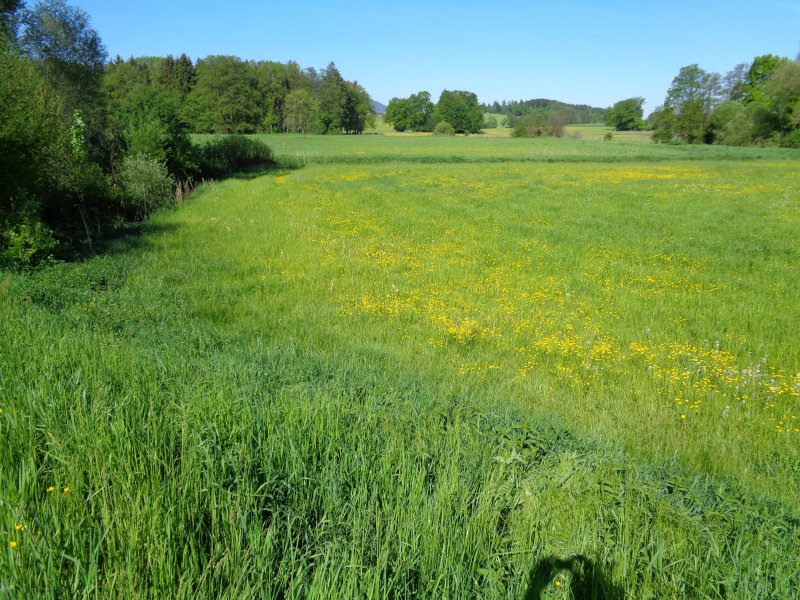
<box><xmin>111</xmin><ymin>89</ymin><xmax>199</xmax><ymax>180</ymax></box>
<box><xmin>484</xmin><ymin>98</ymin><xmax>606</xmax><ymax>124</ymax></box>
<box><xmin>483</xmin><ymin>114</ymin><xmax>498</xmax><ymax>128</ymax></box>
<box><xmin>0</xmin><ymin>38</ymin><xmax>106</xmax><ymax>260</ymax></box>
<box><xmin>341</xmin><ymin>81</ymin><xmax>374</xmax><ymax>134</ymax></box>
<box><xmin>160</xmin><ymin>53</ymin><xmax>195</xmax><ymax>98</ymax></box>
<box><xmin>742</xmin><ymin>54</ymin><xmax>789</xmax><ymax>104</ymax></box>
<box><xmin>435</xmin><ymin>90</ymin><xmax>484</xmax><ymax>134</ymax></box>
<box><xmin>706</xmin><ymin>100</ymin><xmax>754</xmax><ymax>145</ymax></box>
<box><xmin>655</xmin><ymin>64</ymin><xmax>722</xmax><ymax>143</ymax></box>
<box><xmin>186</xmin><ymin>55</ymin><xmax>260</xmax><ymax>134</ymax></box>
<box><xmin>511</xmin><ymin>113</ymin><xmax>562</xmax><ymax>137</ymax></box>
<box><xmin>0</xmin><ymin>0</ymin><xmax>22</xmax><ymax>40</ymax></box>
<box><xmin>117</xmin><ymin>153</ymin><xmax>173</xmax><ymax>218</ymax></box>
<box><xmin>655</xmin><ymin>56</ymin><xmax>800</xmax><ymax>147</ymax></box>
<box><xmin>0</xmin><ymin>197</ymin><xmax>58</xmax><ymax>268</ymax></box>
<box><xmin>605</xmin><ymin>97</ymin><xmax>644</xmax><ymax>131</ymax></box>
<box><xmin>103</xmin><ymin>53</ymin><xmax>370</xmax><ymax>137</ymax></box>
<box><xmin>16</xmin><ymin>0</ymin><xmax>108</xmax><ymax>153</ymax></box>
<box><xmin>385</xmin><ymin>91</ymin><xmax>435</xmax><ymax>132</ymax></box>
<box><xmin>603</xmin><ymin>131</ymin><xmax>613</xmax><ymax>141</ymax></box>
<box><xmin>0</xmin><ymin>39</ymin><xmax>69</xmax><ymax>213</ymax></box>
<box><xmin>283</xmin><ymin>88</ymin><xmax>318</xmax><ymax>135</ymax></box>
<box><xmin>198</xmin><ymin>135</ymin><xmax>274</xmax><ymax>178</ymax></box>
<box><xmin>316</xmin><ymin>62</ymin><xmax>347</xmax><ymax>134</ymax></box>
<box><xmin>432</xmin><ymin>120</ymin><xmax>455</xmax><ymax>136</ymax></box>
<box><xmin>764</xmin><ymin>60</ymin><xmax>800</xmax><ymax>139</ymax></box>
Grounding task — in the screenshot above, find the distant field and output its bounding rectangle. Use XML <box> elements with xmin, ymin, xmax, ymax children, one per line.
<box><xmin>370</xmin><ymin>114</ymin><xmax>627</xmax><ymax>140</ymax></box>
<box><xmin>565</xmin><ymin>124</ymin><xmax>652</xmax><ymax>142</ymax></box>
<box><xmin>251</xmin><ymin>133</ymin><xmax>799</xmax><ymax>166</ymax></box>
<box><xmin>2</xmin><ymin>134</ymin><xmax>799</xmax><ymax>597</ymax></box>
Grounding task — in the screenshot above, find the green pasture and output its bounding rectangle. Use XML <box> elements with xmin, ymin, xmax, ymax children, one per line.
<box><xmin>246</xmin><ymin>133</ymin><xmax>800</xmax><ymax>166</ymax></box>
<box><xmin>2</xmin><ymin>135</ymin><xmax>799</xmax><ymax>598</ymax></box>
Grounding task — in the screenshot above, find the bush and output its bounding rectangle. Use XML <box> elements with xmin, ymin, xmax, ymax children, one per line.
<box><xmin>118</xmin><ymin>153</ymin><xmax>173</xmax><ymax>218</ymax></box>
<box><xmin>199</xmin><ymin>135</ymin><xmax>274</xmax><ymax>178</ymax></box>
<box><xmin>511</xmin><ymin>114</ymin><xmax>551</xmax><ymax>138</ymax></box>
<box><xmin>779</xmin><ymin>128</ymin><xmax>800</xmax><ymax>148</ymax></box>
<box><xmin>0</xmin><ymin>195</ymin><xmax>59</xmax><ymax>268</ymax></box>
<box><xmin>604</xmin><ymin>132</ymin><xmax>613</xmax><ymax>141</ymax></box>
<box><xmin>0</xmin><ymin>202</ymin><xmax>59</xmax><ymax>269</ymax></box>
<box><xmin>432</xmin><ymin>121</ymin><xmax>455</xmax><ymax>136</ymax></box>
<box><xmin>483</xmin><ymin>115</ymin><xmax>498</xmax><ymax>128</ymax></box>
<box><xmin>108</xmin><ymin>89</ymin><xmax>201</xmax><ymax>181</ymax></box>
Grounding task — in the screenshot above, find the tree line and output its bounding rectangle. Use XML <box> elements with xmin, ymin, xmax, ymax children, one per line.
<box><xmin>1</xmin><ymin>0</ymin><xmax>373</xmax><ymax>268</ymax></box>
<box><xmin>106</xmin><ymin>55</ymin><xmax>374</xmax><ymax>136</ymax></box>
<box><xmin>383</xmin><ymin>93</ymin><xmax>607</xmax><ymax>135</ymax></box>
<box><xmin>484</xmin><ymin>99</ymin><xmax>606</xmax><ymax>126</ymax></box>
<box><xmin>648</xmin><ymin>55</ymin><xmax>800</xmax><ymax>146</ymax></box>
<box><xmin>383</xmin><ymin>90</ymin><xmax>484</xmax><ymax>134</ymax></box>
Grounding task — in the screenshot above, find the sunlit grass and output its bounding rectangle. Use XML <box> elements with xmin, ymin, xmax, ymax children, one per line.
<box><xmin>2</xmin><ymin>135</ymin><xmax>799</xmax><ymax>598</ymax></box>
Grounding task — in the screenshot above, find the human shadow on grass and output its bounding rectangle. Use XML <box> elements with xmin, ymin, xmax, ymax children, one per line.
<box><xmin>523</xmin><ymin>554</ymin><xmax>623</xmax><ymax>600</ymax></box>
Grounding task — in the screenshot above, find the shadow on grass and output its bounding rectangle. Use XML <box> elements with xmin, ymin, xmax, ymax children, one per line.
<box><xmin>74</xmin><ymin>161</ymin><xmax>296</xmax><ymax>261</ymax></box>
<box><xmin>523</xmin><ymin>555</ymin><xmax>623</xmax><ymax>600</ymax></box>
<box><xmin>227</xmin><ymin>162</ymin><xmax>300</xmax><ymax>180</ymax></box>
<box><xmin>90</xmin><ymin>221</ymin><xmax>183</xmax><ymax>257</ymax></box>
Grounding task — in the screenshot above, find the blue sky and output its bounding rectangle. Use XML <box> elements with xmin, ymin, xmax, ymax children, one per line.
<box><xmin>70</xmin><ymin>0</ymin><xmax>800</xmax><ymax>115</ymax></box>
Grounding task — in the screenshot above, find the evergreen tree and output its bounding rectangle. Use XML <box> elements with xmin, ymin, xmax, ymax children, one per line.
<box><xmin>173</xmin><ymin>53</ymin><xmax>196</xmax><ymax>97</ymax></box>
<box><xmin>317</xmin><ymin>62</ymin><xmax>347</xmax><ymax>133</ymax></box>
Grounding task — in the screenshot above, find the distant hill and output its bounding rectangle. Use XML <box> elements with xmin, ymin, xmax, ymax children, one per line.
<box><xmin>371</xmin><ymin>99</ymin><xmax>387</xmax><ymax>114</ymax></box>
<box><xmin>483</xmin><ymin>98</ymin><xmax>606</xmax><ymax>124</ymax></box>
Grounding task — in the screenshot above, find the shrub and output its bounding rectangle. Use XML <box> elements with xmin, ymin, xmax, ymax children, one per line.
<box><xmin>118</xmin><ymin>153</ymin><xmax>173</xmax><ymax>218</ymax></box>
<box><xmin>604</xmin><ymin>132</ymin><xmax>613</xmax><ymax>141</ymax></box>
<box><xmin>1</xmin><ymin>220</ymin><xmax>59</xmax><ymax>268</ymax></box>
<box><xmin>779</xmin><ymin>128</ymin><xmax>800</xmax><ymax>148</ymax></box>
<box><xmin>199</xmin><ymin>135</ymin><xmax>274</xmax><ymax>178</ymax></box>
<box><xmin>0</xmin><ymin>194</ymin><xmax>59</xmax><ymax>268</ymax></box>
<box><xmin>511</xmin><ymin>114</ymin><xmax>550</xmax><ymax>138</ymax></box>
<box><xmin>432</xmin><ymin>121</ymin><xmax>455</xmax><ymax>136</ymax></box>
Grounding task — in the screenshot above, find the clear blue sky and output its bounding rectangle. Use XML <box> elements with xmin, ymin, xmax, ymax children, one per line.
<box><xmin>69</xmin><ymin>0</ymin><xmax>800</xmax><ymax>115</ymax></box>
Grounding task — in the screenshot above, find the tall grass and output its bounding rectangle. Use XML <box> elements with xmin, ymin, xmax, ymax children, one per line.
<box><xmin>2</xmin><ymin>135</ymin><xmax>799</xmax><ymax>597</ymax></box>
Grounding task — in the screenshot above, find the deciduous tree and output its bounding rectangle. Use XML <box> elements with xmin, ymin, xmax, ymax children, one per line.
<box><xmin>742</xmin><ymin>54</ymin><xmax>789</xmax><ymax>104</ymax></box>
<box><xmin>385</xmin><ymin>91</ymin><xmax>434</xmax><ymax>132</ymax></box>
<box><xmin>284</xmin><ymin>88</ymin><xmax>317</xmax><ymax>135</ymax></box>
<box><xmin>434</xmin><ymin>90</ymin><xmax>483</xmax><ymax>134</ymax></box>
<box><xmin>656</xmin><ymin>64</ymin><xmax>721</xmax><ymax>142</ymax></box>
<box><xmin>187</xmin><ymin>55</ymin><xmax>260</xmax><ymax>133</ymax></box>
<box><xmin>605</xmin><ymin>97</ymin><xmax>644</xmax><ymax>131</ymax></box>
<box><xmin>341</xmin><ymin>81</ymin><xmax>374</xmax><ymax>134</ymax></box>
<box><xmin>16</xmin><ymin>0</ymin><xmax>107</xmax><ymax>152</ymax></box>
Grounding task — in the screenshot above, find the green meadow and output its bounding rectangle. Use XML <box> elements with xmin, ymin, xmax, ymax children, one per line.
<box><xmin>2</xmin><ymin>135</ymin><xmax>799</xmax><ymax>598</ymax></box>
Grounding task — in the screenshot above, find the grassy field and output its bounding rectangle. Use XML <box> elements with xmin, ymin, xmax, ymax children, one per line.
<box><xmin>2</xmin><ymin>134</ymin><xmax>799</xmax><ymax>598</ymax></box>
